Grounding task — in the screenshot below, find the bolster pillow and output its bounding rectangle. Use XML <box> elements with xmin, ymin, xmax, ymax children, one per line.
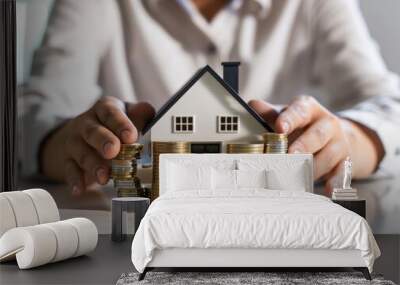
<box><xmin>0</xmin><ymin>218</ymin><xmax>98</xmax><ymax>269</ymax></box>
<box><xmin>0</xmin><ymin>189</ymin><xmax>60</xmax><ymax>237</ymax></box>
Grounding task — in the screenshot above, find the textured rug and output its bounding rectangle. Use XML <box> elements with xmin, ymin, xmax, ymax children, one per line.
<box><xmin>116</xmin><ymin>272</ymin><xmax>396</xmax><ymax>285</ymax></box>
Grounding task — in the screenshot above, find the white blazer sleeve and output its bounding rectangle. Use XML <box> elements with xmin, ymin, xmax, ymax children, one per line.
<box><xmin>311</xmin><ymin>0</ymin><xmax>400</xmax><ymax>174</ymax></box>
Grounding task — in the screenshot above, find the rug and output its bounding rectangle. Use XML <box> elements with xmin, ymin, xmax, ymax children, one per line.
<box><xmin>116</xmin><ymin>272</ymin><xmax>396</xmax><ymax>285</ymax></box>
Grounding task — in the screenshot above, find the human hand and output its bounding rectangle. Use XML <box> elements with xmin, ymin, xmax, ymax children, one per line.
<box><xmin>249</xmin><ymin>96</ymin><xmax>383</xmax><ymax>193</ymax></box>
<box><xmin>41</xmin><ymin>97</ymin><xmax>155</xmax><ymax>195</ymax></box>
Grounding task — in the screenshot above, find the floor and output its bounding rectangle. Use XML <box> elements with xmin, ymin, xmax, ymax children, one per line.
<box><xmin>374</xmin><ymin>235</ymin><xmax>400</xmax><ymax>283</ymax></box>
<box><xmin>0</xmin><ymin>235</ymin><xmax>398</xmax><ymax>285</ymax></box>
<box><xmin>0</xmin><ymin>236</ymin><xmax>133</xmax><ymax>285</ymax></box>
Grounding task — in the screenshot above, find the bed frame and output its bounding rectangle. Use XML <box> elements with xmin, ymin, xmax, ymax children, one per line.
<box><xmin>138</xmin><ymin>248</ymin><xmax>371</xmax><ymax>280</ymax></box>
<box><xmin>138</xmin><ymin>154</ymin><xmax>372</xmax><ymax>281</ymax></box>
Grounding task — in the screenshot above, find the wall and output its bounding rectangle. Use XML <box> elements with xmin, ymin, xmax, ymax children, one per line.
<box><xmin>360</xmin><ymin>0</ymin><xmax>400</xmax><ymax>77</ymax></box>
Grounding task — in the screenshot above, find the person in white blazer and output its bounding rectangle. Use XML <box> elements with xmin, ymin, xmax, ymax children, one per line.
<box><xmin>22</xmin><ymin>0</ymin><xmax>400</xmax><ymax>195</ymax></box>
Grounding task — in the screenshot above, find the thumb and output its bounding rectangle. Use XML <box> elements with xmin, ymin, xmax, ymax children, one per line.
<box><xmin>324</xmin><ymin>162</ymin><xmax>344</xmax><ymax>197</ymax></box>
<box><xmin>126</xmin><ymin>102</ymin><xmax>156</xmax><ymax>133</ymax></box>
<box><xmin>324</xmin><ymin>179</ymin><xmax>334</xmax><ymax>198</ymax></box>
<box><xmin>248</xmin><ymin>99</ymin><xmax>279</xmax><ymax>128</ymax></box>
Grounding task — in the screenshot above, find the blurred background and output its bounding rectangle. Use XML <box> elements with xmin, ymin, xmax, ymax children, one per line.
<box><xmin>15</xmin><ymin>0</ymin><xmax>400</xmax><ymax>86</ymax></box>
<box><xmin>12</xmin><ymin>2</ymin><xmax>400</xmax><ymax>282</ymax></box>
<box><xmin>14</xmin><ymin>0</ymin><xmax>400</xmax><ymax>224</ymax></box>
<box><xmin>15</xmin><ymin>0</ymin><xmax>400</xmax><ymax>166</ymax></box>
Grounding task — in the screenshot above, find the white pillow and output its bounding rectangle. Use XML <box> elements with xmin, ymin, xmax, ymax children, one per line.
<box><xmin>167</xmin><ymin>163</ymin><xmax>212</xmax><ymax>192</ymax></box>
<box><xmin>212</xmin><ymin>168</ymin><xmax>237</xmax><ymax>190</ymax></box>
<box><xmin>238</xmin><ymin>158</ymin><xmax>310</xmax><ymax>192</ymax></box>
<box><xmin>236</xmin><ymin>169</ymin><xmax>267</xmax><ymax>189</ymax></box>
<box><xmin>266</xmin><ymin>165</ymin><xmax>307</xmax><ymax>191</ymax></box>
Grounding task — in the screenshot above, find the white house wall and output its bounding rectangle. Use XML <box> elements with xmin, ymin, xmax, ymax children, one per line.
<box><xmin>150</xmin><ymin>72</ymin><xmax>266</xmax><ymax>151</ymax></box>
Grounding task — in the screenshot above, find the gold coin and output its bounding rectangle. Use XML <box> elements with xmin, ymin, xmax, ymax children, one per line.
<box><xmin>227</xmin><ymin>143</ymin><xmax>264</xmax><ymax>153</ymax></box>
<box><xmin>227</xmin><ymin>147</ymin><xmax>264</xmax><ymax>150</ymax></box>
<box><xmin>112</xmin><ymin>174</ymin><xmax>135</xmax><ymax>178</ymax></box>
<box><xmin>111</xmin><ymin>144</ymin><xmax>144</xmax><ymax>197</ymax></box>
<box><xmin>114</xmin><ymin>154</ymin><xmax>136</xmax><ymax>160</ymax></box>
<box><xmin>114</xmin><ymin>179</ymin><xmax>135</xmax><ymax>188</ymax></box>
<box><xmin>262</xmin><ymin>132</ymin><xmax>288</xmax><ymax>142</ymax></box>
<box><xmin>112</xmin><ymin>160</ymin><xmax>133</xmax><ymax>166</ymax></box>
<box><xmin>228</xmin><ymin>147</ymin><xmax>263</xmax><ymax>149</ymax></box>
<box><xmin>227</xmin><ymin>149</ymin><xmax>263</xmax><ymax>152</ymax></box>
<box><xmin>111</xmin><ymin>166</ymin><xmax>135</xmax><ymax>171</ymax></box>
<box><xmin>120</xmin><ymin>143</ymin><xmax>143</xmax><ymax>152</ymax></box>
<box><xmin>117</xmin><ymin>188</ymin><xmax>139</xmax><ymax>197</ymax></box>
<box><xmin>262</xmin><ymin>133</ymin><xmax>288</xmax><ymax>153</ymax></box>
<box><xmin>115</xmin><ymin>144</ymin><xmax>143</xmax><ymax>160</ymax></box>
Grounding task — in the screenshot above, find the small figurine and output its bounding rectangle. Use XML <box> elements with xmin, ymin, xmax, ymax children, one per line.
<box><xmin>332</xmin><ymin>157</ymin><xmax>358</xmax><ymax>200</ymax></box>
<box><xmin>342</xmin><ymin>157</ymin><xmax>352</xmax><ymax>189</ymax></box>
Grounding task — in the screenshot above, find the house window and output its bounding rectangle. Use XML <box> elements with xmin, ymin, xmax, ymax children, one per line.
<box><xmin>218</xmin><ymin>116</ymin><xmax>239</xmax><ymax>133</ymax></box>
<box><xmin>173</xmin><ymin>116</ymin><xmax>194</xmax><ymax>133</ymax></box>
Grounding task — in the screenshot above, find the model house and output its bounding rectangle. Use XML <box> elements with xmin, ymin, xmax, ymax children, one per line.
<box><xmin>142</xmin><ymin>62</ymin><xmax>273</xmax><ymax>153</ymax></box>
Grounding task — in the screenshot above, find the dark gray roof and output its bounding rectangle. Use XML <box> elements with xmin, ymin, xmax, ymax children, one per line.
<box><xmin>142</xmin><ymin>65</ymin><xmax>273</xmax><ymax>134</ymax></box>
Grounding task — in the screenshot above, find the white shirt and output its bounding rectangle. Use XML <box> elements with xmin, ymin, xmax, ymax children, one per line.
<box><xmin>22</xmin><ymin>0</ymin><xmax>400</xmax><ymax>176</ymax></box>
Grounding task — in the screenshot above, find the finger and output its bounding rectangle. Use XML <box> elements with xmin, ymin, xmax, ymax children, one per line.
<box><xmin>83</xmin><ymin>173</ymin><xmax>97</xmax><ymax>188</ymax></box>
<box><xmin>313</xmin><ymin>140</ymin><xmax>348</xmax><ymax>180</ymax></box>
<box><xmin>80</xmin><ymin>117</ymin><xmax>120</xmax><ymax>159</ymax></box>
<box><xmin>289</xmin><ymin>118</ymin><xmax>335</xmax><ymax>154</ymax></box>
<box><xmin>126</xmin><ymin>102</ymin><xmax>156</xmax><ymax>132</ymax></box>
<box><xmin>248</xmin><ymin>99</ymin><xmax>280</xmax><ymax>128</ymax></box>
<box><xmin>276</xmin><ymin>96</ymin><xmax>324</xmax><ymax>134</ymax></box>
<box><xmin>324</xmin><ymin>162</ymin><xmax>344</xmax><ymax>197</ymax></box>
<box><xmin>95</xmin><ymin>97</ymin><xmax>138</xmax><ymax>143</ymax></box>
<box><xmin>64</xmin><ymin>159</ymin><xmax>85</xmax><ymax>196</ymax></box>
<box><xmin>66</xmin><ymin>137</ymin><xmax>110</xmax><ymax>185</ymax></box>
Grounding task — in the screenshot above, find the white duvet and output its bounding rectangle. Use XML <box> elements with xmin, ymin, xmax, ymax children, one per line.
<box><xmin>131</xmin><ymin>190</ymin><xmax>380</xmax><ymax>273</ymax></box>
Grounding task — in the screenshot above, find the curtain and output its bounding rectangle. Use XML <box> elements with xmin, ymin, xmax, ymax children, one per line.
<box><xmin>0</xmin><ymin>0</ymin><xmax>17</xmax><ymax>192</ymax></box>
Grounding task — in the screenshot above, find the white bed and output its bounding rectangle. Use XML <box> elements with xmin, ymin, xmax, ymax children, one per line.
<box><xmin>131</xmin><ymin>154</ymin><xmax>380</xmax><ymax>280</ymax></box>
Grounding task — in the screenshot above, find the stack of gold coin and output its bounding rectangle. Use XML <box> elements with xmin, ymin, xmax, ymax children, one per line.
<box><xmin>111</xmin><ymin>160</ymin><xmax>136</xmax><ymax>178</ymax></box>
<box><xmin>151</xmin><ymin>141</ymin><xmax>190</xmax><ymax>201</ymax></box>
<box><xmin>111</xmin><ymin>143</ymin><xmax>144</xmax><ymax>197</ymax></box>
<box><xmin>226</xmin><ymin>143</ymin><xmax>265</xmax><ymax>154</ymax></box>
<box><xmin>262</xmin><ymin>132</ymin><xmax>288</xmax><ymax>153</ymax></box>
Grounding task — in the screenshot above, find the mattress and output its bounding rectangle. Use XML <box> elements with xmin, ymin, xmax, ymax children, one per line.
<box><xmin>131</xmin><ymin>190</ymin><xmax>380</xmax><ymax>273</ymax></box>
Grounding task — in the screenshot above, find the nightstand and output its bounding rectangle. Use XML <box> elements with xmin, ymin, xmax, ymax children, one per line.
<box><xmin>111</xmin><ymin>197</ymin><xmax>150</xmax><ymax>242</ymax></box>
<box><xmin>332</xmin><ymin>199</ymin><xmax>366</xmax><ymax>218</ymax></box>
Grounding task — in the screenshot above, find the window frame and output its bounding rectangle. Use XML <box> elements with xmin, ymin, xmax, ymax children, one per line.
<box><xmin>217</xmin><ymin>115</ymin><xmax>240</xmax><ymax>133</ymax></box>
<box><xmin>172</xmin><ymin>115</ymin><xmax>195</xmax><ymax>133</ymax></box>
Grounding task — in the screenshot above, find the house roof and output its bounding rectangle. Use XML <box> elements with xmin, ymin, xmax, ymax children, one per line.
<box><xmin>142</xmin><ymin>65</ymin><xmax>274</xmax><ymax>134</ymax></box>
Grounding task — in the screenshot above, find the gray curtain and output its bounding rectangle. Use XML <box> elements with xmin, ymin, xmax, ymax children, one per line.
<box><xmin>0</xmin><ymin>0</ymin><xmax>17</xmax><ymax>192</ymax></box>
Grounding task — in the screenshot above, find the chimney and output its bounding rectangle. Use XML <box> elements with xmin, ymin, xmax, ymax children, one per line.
<box><xmin>221</xmin><ymin>62</ymin><xmax>240</xmax><ymax>93</ymax></box>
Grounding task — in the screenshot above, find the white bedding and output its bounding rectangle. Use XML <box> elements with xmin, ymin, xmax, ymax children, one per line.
<box><xmin>131</xmin><ymin>190</ymin><xmax>380</xmax><ymax>273</ymax></box>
